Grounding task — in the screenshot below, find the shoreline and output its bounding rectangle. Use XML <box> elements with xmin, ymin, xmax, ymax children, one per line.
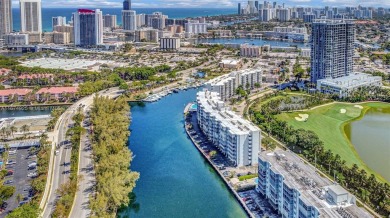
<box><xmin>0</xmin><ymin>103</ymin><xmax>71</xmax><ymax>111</ymax></box>
<box><xmin>183</xmin><ymin>107</ymin><xmax>254</xmax><ymax>218</ymax></box>
<box><xmin>341</xmin><ymin>102</ymin><xmax>390</xmax><ymax>184</ymax></box>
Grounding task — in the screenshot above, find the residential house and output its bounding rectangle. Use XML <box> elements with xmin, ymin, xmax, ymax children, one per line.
<box><xmin>0</xmin><ymin>89</ymin><xmax>33</xmax><ymax>103</ymax></box>
<box><xmin>35</xmin><ymin>87</ymin><xmax>78</xmax><ymax>102</ymax></box>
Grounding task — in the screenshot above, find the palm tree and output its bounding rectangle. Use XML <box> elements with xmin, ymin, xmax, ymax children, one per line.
<box><xmin>10</xmin><ymin>126</ymin><xmax>17</xmax><ymax>138</ymax></box>
<box><xmin>20</xmin><ymin>125</ymin><xmax>30</xmax><ymax>138</ymax></box>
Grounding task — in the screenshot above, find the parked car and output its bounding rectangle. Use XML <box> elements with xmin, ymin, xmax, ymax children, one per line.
<box><xmin>4</xmin><ymin>180</ymin><xmax>13</xmax><ymax>185</ymax></box>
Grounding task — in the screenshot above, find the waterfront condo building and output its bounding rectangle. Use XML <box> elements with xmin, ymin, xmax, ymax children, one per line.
<box><xmin>310</xmin><ymin>19</ymin><xmax>355</xmax><ymax>83</ymax></box>
<box><xmin>19</xmin><ymin>0</ymin><xmax>42</xmax><ymax>33</ymax></box>
<box><xmin>0</xmin><ymin>0</ymin><xmax>13</xmax><ymax>38</ymax></box>
<box><xmin>122</xmin><ymin>10</ymin><xmax>137</xmax><ymax>31</ymax></box>
<box><xmin>103</xmin><ymin>14</ymin><xmax>117</xmax><ymax>29</ymax></box>
<box><xmin>52</xmin><ymin>16</ymin><xmax>66</xmax><ymax>30</ymax></box>
<box><xmin>257</xmin><ymin>150</ymin><xmax>372</xmax><ymax>218</ymax></box>
<box><xmin>197</xmin><ymin>91</ymin><xmax>260</xmax><ymax>167</ymax></box>
<box><xmin>73</xmin><ymin>9</ymin><xmax>103</xmax><ymax>46</ymax></box>
<box><xmin>205</xmin><ymin>68</ymin><xmax>262</xmax><ymax>101</ymax></box>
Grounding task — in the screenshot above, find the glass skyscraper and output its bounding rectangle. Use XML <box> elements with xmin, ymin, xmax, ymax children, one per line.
<box><xmin>310</xmin><ymin>19</ymin><xmax>355</xmax><ymax>83</ymax></box>
<box><xmin>123</xmin><ymin>0</ymin><xmax>131</xmax><ymax>10</ymax></box>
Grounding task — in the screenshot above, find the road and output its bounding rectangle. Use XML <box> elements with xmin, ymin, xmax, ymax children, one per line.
<box><xmin>68</xmin><ymin>88</ymin><xmax>122</xmax><ymax>218</ymax></box>
<box><xmin>40</xmin><ymin>88</ymin><xmax>122</xmax><ymax>218</ymax></box>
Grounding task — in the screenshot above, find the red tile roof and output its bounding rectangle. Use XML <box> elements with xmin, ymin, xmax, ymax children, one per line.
<box><xmin>0</xmin><ymin>68</ymin><xmax>11</xmax><ymax>76</ymax></box>
<box><xmin>18</xmin><ymin>74</ymin><xmax>54</xmax><ymax>79</ymax></box>
<box><xmin>36</xmin><ymin>87</ymin><xmax>78</xmax><ymax>94</ymax></box>
<box><xmin>0</xmin><ymin>89</ymin><xmax>33</xmax><ymax>96</ymax></box>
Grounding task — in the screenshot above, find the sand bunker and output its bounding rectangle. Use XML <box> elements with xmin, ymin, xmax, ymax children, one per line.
<box><xmin>340</xmin><ymin>109</ymin><xmax>347</xmax><ymax>114</ymax></box>
<box><xmin>354</xmin><ymin>105</ymin><xmax>363</xmax><ymax>109</ymax></box>
<box><xmin>295</xmin><ymin>114</ymin><xmax>309</xmax><ymax>121</ymax></box>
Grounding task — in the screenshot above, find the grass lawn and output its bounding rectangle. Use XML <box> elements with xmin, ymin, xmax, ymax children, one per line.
<box><xmin>276</xmin><ymin>102</ymin><xmax>390</xmax><ymax>183</ymax></box>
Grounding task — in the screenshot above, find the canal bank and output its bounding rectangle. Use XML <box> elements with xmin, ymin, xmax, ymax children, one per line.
<box><xmin>121</xmin><ymin>88</ymin><xmax>247</xmax><ymax>218</ymax></box>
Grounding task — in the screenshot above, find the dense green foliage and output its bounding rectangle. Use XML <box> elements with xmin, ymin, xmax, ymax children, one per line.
<box><xmin>89</xmin><ymin>96</ymin><xmax>139</xmax><ymax>217</ymax></box>
<box><xmin>47</xmin><ymin>107</ymin><xmax>66</xmax><ymax>131</ymax></box>
<box><xmin>53</xmin><ymin>111</ymin><xmax>84</xmax><ymax>218</ymax></box>
<box><xmin>250</xmin><ymin>94</ymin><xmax>390</xmax><ymax>216</ymax></box>
<box><xmin>238</xmin><ymin>174</ymin><xmax>258</xmax><ymax>181</ymax></box>
<box><xmin>5</xmin><ymin>203</ymin><xmax>40</xmax><ymax>218</ymax></box>
<box><xmin>338</xmin><ymin>86</ymin><xmax>390</xmax><ymax>103</ymax></box>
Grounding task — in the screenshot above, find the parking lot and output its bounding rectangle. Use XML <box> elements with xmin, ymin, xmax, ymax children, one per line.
<box><xmin>238</xmin><ymin>189</ymin><xmax>279</xmax><ymax>218</ymax></box>
<box><xmin>1</xmin><ymin>148</ymin><xmax>37</xmax><ymax>217</ymax></box>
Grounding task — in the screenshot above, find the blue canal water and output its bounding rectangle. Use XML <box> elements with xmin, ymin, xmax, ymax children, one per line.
<box><xmin>197</xmin><ymin>38</ymin><xmax>309</xmax><ymax>48</ymax></box>
<box><xmin>11</xmin><ymin>8</ymin><xmax>236</xmax><ymax>32</ymax></box>
<box><xmin>121</xmin><ymin>89</ymin><xmax>246</xmax><ymax>218</ymax></box>
<box><xmin>0</xmin><ymin>110</ymin><xmax>52</xmax><ymax>119</ymax></box>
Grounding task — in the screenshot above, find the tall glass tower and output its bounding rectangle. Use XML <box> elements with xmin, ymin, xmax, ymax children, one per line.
<box><xmin>310</xmin><ymin>19</ymin><xmax>355</xmax><ymax>83</ymax></box>
<box><xmin>123</xmin><ymin>0</ymin><xmax>131</xmax><ymax>10</ymax></box>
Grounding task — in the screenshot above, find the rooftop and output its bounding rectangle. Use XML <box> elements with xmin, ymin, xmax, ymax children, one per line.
<box><xmin>0</xmin><ymin>89</ymin><xmax>33</xmax><ymax>96</ymax></box>
<box><xmin>36</xmin><ymin>87</ymin><xmax>78</xmax><ymax>94</ymax></box>
<box><xmin>317</xmin><ymin>72</ymin><xmax>382</xmax><ymax>89</ymax></box>
<box><xmin>197</xmin><ymin>90</ymin><xmax>260</xmax><ymax>135</ymax></box>
<box><xmin>260</xmin><ymin>150</ymin><xmax>372</xmax><ymax>218</ymax></box>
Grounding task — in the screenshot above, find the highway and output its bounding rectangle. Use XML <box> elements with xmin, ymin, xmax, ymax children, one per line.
<box><xmin>40</xmin><ymin>88</ymin><xmax>122</xmax><ymax>218</ymax></box>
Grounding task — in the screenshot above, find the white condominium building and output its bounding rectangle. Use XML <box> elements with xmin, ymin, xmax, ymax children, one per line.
<box><xmin>257</xmin><ymin>150</ymin><xmax>372</xmax><ymax>218</ymax></box>
<box><xmin>122</xmin><ymin>10</ymin><xmax>136</xmax><ymax>31</ymax></box>
<box><xmin>316</xmin><ymin>72</ymin><xmax>382</xmax><ymax>98</ymax></box>
<box><xmin>160</xmin><ymin>37</ymin><xmax>180</xmax><ymax>50</ymax></box>
<box><xmin>205</xmin><ymin>68</ymin><xmax>262</xmax><ymax>101</ymax></box>
<box><xmin>185</xmin><ymin>21</ymin><xmax>207</xmax><ymax>34</ymax></box>
<box><xmin>20</xmin><ymin>0</ymin><xmax>42</xmax><ymax>33</ymax></box>
<box><xmin>0</xmin><ymin>0</ymin><xmax>13</xmax><ymax>38</ymax></box>
<box><xmin>197</xmin><ymin>91</ymin><xmax>260</xmax><ymax>167</ymax></box>
<box><xmin>240</xmin><ymin>44</ymin><xmax>262</xmax><ymax>57</ymax></box>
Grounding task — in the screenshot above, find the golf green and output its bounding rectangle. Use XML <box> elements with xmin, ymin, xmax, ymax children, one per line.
<box><xmin>276</xmin><ymin>102</ymin><xmax>389</xmax><ymax>183</ymax></box>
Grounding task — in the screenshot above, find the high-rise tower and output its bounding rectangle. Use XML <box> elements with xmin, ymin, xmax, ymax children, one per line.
<box><xmin>310</xmin><ymin>19</ymin><xmax>355</xmax><ymax>82</ymax></box>
<box><xmin>0</xmin><ymin>0</ymin><xmax>13</xmax><ymax>38</ymax></box>
<box><xmin>73</xmin><ymin>9</ymin><xmax>103</xmax><ymax>46</ymax></box>
<box><xmin>20</xmin><ymin>0</ymin><xmax>42</xmax><ymax>33</ymax></box>
<box><xmin>123</xmin><ymin>0</ymin><xmax>131</xmax><ymax>10</ymax></box>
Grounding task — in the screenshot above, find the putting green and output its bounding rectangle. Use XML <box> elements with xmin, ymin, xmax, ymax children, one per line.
<box><xmin>276</xmin><ymin>102</ymin><xmax>389</xmax><ymax>183</ymax></box>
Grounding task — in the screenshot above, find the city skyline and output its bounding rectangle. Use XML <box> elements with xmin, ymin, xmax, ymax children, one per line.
<box><xmin>7</xmin><ymin>0</ymin><xmax>390</xmax><ymax>8</ymax></box>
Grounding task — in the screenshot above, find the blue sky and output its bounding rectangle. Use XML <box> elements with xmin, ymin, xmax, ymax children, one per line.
<box><xmin>11</xmin><ymin>0</ymin><xmax>390</xmax><ymax>8</ymax></box>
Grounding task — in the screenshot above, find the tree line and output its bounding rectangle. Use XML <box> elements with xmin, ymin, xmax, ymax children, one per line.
<box><xmin>250</xmin><ymin>94</ymin><xmax>390</xmax><ymax>216</ymax></box>
<box><xmin>89</xmin><ymin>96</ymin><xmax>139</xmax><ymax>217</ymax></box>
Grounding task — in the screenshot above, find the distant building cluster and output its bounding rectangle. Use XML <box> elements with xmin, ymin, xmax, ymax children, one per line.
<box><xmin>205</xmin><ymin>68</ymin><xmax>262</xmax><ymax>101</ymax></box>
<box><xmin>237</xmin><ymin>1</ymin><xmax>389</xmax><ymax>22</ymax></box>
<box><xmin>197</xmin><ymin>90</ymin><xmax>260</xmax><ymax>167</ymax></box>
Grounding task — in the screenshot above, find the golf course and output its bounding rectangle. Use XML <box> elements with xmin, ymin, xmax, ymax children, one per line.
<box><xmin>276</xmin><ymin>102</ymin><xmax>390</xmax><ymax>183</ymax></box>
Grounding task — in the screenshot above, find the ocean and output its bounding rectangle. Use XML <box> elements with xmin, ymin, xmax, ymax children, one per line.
<box><xmin>11</xmin><ymin>8</ymin><xmax>236</xmax><ymax>32</ymax></box>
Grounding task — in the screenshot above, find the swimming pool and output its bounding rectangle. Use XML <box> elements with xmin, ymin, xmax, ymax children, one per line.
<box><xmin>191</xmin><ymin>104</ymin><xmax>197</xmax><ymax>110</ymax></box>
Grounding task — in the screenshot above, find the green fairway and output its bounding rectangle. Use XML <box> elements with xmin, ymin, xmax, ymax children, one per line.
<box><xmin>276</xmin><ymin>102</ymin><xmax>390</xmax><ymax>182</ymax></box>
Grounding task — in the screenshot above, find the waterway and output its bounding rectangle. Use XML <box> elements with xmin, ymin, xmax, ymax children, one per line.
<box><xmin>345</xmin><ymin>106</ymin><xmax>390</xmax><ymax>182</ymax></box>
<box><xmin>197</xmin><ymin>38</ymin><xmax>309</xmax><ymax>48</ymax></box>
<box><xmin>0</xmin><ymin>110</ymin><xmax>52</xmax><ymax>119</ymax></box>
<box><xmin>121</xmin><ymin>88</ymin><xmax>246</xmax><ymax>218</ymax></box>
